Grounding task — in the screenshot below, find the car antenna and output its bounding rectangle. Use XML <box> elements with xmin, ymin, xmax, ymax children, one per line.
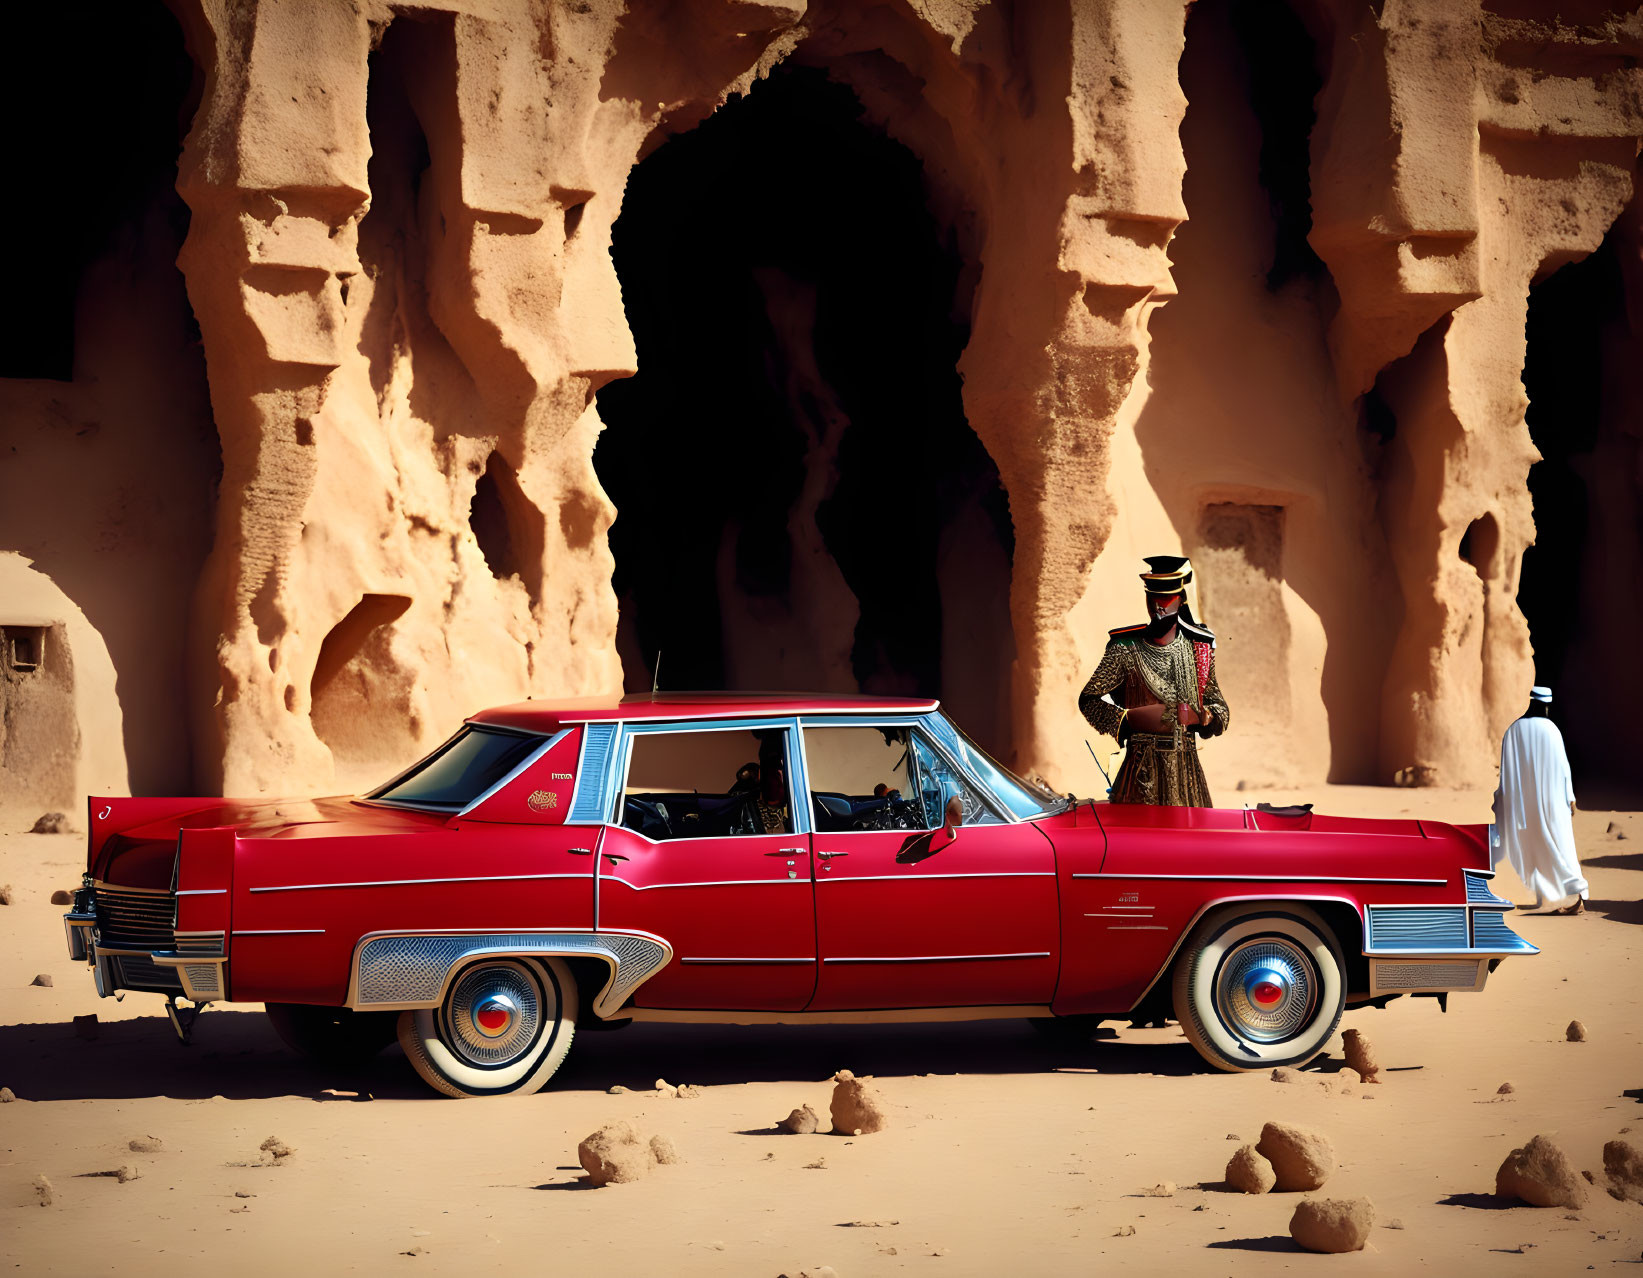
<box><xmin>1084</xmin><ymin>739</ymin><xmax>1114</xmax><ymax>799</ymax></box>
<box><xmin>651</xmin><ymin>650</ymin><xmax>662</xmax><ymax>696</ymax></box>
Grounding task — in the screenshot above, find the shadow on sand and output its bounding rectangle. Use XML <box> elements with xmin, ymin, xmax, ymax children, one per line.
<box><xmin>0</xmin><ymin>1011</ymin><xmax>1211</xmax><ymax>1102</ymax></box>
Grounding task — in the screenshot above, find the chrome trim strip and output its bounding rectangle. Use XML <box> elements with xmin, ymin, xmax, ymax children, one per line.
<box><xmin>249</xmin><ymin>872</ymin><xmax>589</xmax><ymax>894</ymax></box>
<box><xmin>1106</xmin><ymin>925</ymin><xmax>1169</xmax><ymax>930</ymax></box>
<box><xmin>1072</xmin><ymin>873</ymin><xmax>1448</xmax><ymax>885</ymax></box>
<box><xmin>679</xmin><ymin>956</ymin><xmax>815</xmax><ymax>965</ymax></box>
<box><xmin>611</xmin><ymin>717</ymin><xmax>811</xmax><ymax>837</ymax></box>
<box><xmin>175</xmin><ymin>888</ymin><xmax>227</xmax><ymax>896</ymax></box>
<box><xmin>601</xmin><ymin>877</ymin><xmax>807</xmax><ymax>891</ymax></box>
<box><xmin>1083</xmin><ymin>910</ymin><xmax>1157</xmax><ymax>917</ymax></box>
<box><xmin>819</xmin><ymin>871</ymin><xmax>1056</xmax><ymax>883</ymax></box>
<box><xmin>562</xmin><ymin>701</ymin><xmax>939</xmax><ymax>726</ymax></box>
<box><xmin>823</xmin><ymin>952</ymin><xmax>1051</xmax><ymax>964</ymax></box>
<box><xmin>456</xmin><ymin>728</ymin><xmax>568</xmax><ymax>817</ymax></box>
<box><xmin>624</xmin><ymin>1003</ymin><xmax>1047</xmax><ymax>1026</ymax></box>
<box><xmin>232</xmin><ymin>928</ymin><xmax>326</xmax><ymax>936</ymax></box>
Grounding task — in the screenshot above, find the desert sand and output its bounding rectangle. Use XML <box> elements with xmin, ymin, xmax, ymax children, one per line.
<box><xmin>1</xmin><ymin>786</ymin><xmax>1637</xmax><ymax>1276</ymax></box>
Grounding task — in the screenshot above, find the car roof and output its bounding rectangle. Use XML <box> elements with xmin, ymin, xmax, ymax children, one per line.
<box><xmin>469</xmin><ymin>692</ymin><xmax>942</xmax><ymax>734</ymax></box>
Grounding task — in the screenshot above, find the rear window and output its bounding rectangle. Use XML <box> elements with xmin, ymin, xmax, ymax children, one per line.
<box><xmin>369</xmin><ymin>727</ymin><xmax>543</xmax><ymax>811</ymax></box>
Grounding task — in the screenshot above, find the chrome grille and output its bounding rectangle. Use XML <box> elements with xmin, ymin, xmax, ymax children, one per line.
<box><xmin>1464</xmin><ymin>873</ymin><xmax>1512</xmax><ymax>907</ymax></box>
<box><xmin>116</xmin><ymin>955</ymin><xmax>181</xmax><ymax>990</ymax></box>
<box><xmin>95</xmin><ymin>885</ymin><xmax>176</xmax><ymax>950</ymax></box>
<box><xmin>1372</xmin><ymin>960</ymin><xmax>1481</xmax><ymax>991</ymax></box>
<box><xmin>1472</xmin><ymin>911</ymin><xmax>1535</xmax><ymax>952</ymax></box>
<box><xmin>1366</xmin><ymin>906</ymin><xmax>1468</xmax><ymax>950</ymax></box>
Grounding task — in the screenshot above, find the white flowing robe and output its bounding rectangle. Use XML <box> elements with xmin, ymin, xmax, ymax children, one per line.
<box><xmin>1491</xmin><ymin>717</ymin><xmax>1586</xmax><ymax>904</ymax></box>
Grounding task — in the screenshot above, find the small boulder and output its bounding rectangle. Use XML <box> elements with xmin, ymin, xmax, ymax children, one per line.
<box><xmin>30</xmin><ymin>812</ymin><xmax>70</xmax><ymax>834</ymax></box>
<box><xmin>0</xmin><ymin>1087</ymin><xmax>15</xmax><ymax>1102</ymax></box>
<box><xmin>50</xmin><ymin>890</ymin><xmax>74</xmax><ymax>905</ymax></box>
<box><xmin>1226</xmin><ymin>1145</ymin><xmax>1276</xmax><ymax>1195</ymax></box>
<box><xmin>1567</xmin><ymin>1020</ymin><xmax>1588</xmax><ymax>1042</ymax></box>
<box><xmin>777</xmin><ymin>1268</ymin><xmax>838</xmax><ymax>1278</ymax></box>
<box><xmin>115</xmin><ymin>1164</ymin><xmax>141</xmax><ymax>1184</ymax></box>
<box><xmin>1141</xmin><ymin>1182</ymin><xmax>1175</xmax><ymax>1197</ymax></box>
<box><xmin>1256</xmin><ymin>1121</ymin><xmax>1336</xmax><ymax>1191</ymax></box>
<box><xmin>1113</xmin><ymin>1224</ymin><xmax>1136</xmax><ymax>1237</ymax></box>
<box><xmin>1496</xmin><ymin>1134</ymin><xmax>1587</xmax><ymax>1208</ymax></box>
<box><xmin>1290</xmin><ymin>1197</ymin><xmax>1375</xmax><ymax>1253</ymax></box>
<box><xmin>1270</xmin><ymin>1067</ymin><xmax>1304</xmax><ymax>1084</ymax></box>
<box><xmin>1606</xmin><ymin>820</ymin><xmax>1626</xmax><ymax>839</ymax></box>
<box><xmin>1498</xmin><ymin>1082</ymin><xmax>1516</xmax><ymax>1094</ymax></box>
<box><xmin>34</xmin><ymin>1174</ymin><xmax>53</xmax><ymax>1206</ymax></box>
<box><xmin>649</xmin><ymin>1134</ymin><xmax>681</xmax><ymax>1166</ymax></box>
<box><xmin>1335</xmin><ymin>1068</ymin><xmax>1362</xmax><ymax>1088</ymax></box>
<box><xmin>607</xmin><ymin>1085</ymin><xmax>631</xmax><ymax>1094</ymax></box>
<box><xmin>1340</xmin><ymin>1028</ymin><xmax>1380</xmax><ymax>1082</ymax></box>
<box><xmin>72</xmin><ymin>1014</ymin><xmax>98</xmax><ymax>1041</ymax></box>
<box><xmin>128</xmin><ymin>1136</ymin><xmax>163</xmax><ymax>1153</ymax></box>
<box><xmin>578</xmin><ymin>1121</ymin><xmax>655</xmax><ymax>1186</ymax></box>
<box><xmin>779</xmin><ymin>1105</ymin><xmax>820</xmax><ymax>1134</ymax></box>
<box><xmin>0</xmin><ymin>884</ymin><xmax>12</xmax><ymax>905</ymax></box>
<box><xmin>830</xmin><ymin>1070</ymin><xmax>888</xmax><ymax>1136</ymax></box>
<box><xmin>31</xmin><ymin>974</ymin><xmax>53</xmax><ymax>988</ymax></box>
<box><xmin>259</xmin><ymin>1136</ymin><xmax>295</xmax><ymax>1163</ymax></box>
<box><xmin>1603</xmin><ymin>1139</ymin><xmax>1643</xmax><ymax>1204</ymax></box>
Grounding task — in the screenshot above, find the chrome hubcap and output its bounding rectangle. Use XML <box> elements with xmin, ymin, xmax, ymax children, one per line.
<box><xmin>1216</xmin><ymin>938</ymin><xmax>1317</xmax><ymax>1043</ymax></box>
<box><xmin>445</xmin><ymin>964</ymin><xmax>544</xmax><ymax>1066</ymax></box>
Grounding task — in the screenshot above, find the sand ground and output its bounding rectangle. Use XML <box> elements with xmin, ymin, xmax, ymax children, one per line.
<box><xmin>1</xmin><ymin>787</ymin><xmax>1638</xmax><ymax>1276</ymax></box>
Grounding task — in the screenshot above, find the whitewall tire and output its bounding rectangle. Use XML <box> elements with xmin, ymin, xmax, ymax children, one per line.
<box><xmin>1172</xmin><ymin>906</ymin><xmax>1345</xmax><ymax>1072</ymax></box>
<box><xmin>398</xmin><ymin>956</ymin><xmax>578</xmax><ymax>1098</ymax></box>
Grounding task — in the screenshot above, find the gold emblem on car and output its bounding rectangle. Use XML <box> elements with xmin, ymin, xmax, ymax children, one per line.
<box><xmin>527</xmin><ymin>790</ymin><xmax>559</xmax><ymax>812</ymax></box>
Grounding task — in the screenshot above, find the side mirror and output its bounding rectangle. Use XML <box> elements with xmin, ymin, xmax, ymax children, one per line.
<box><xmin>942</xmin><ymin>792</ymin><xmax>963</xmax><ymax>839</ymax></box>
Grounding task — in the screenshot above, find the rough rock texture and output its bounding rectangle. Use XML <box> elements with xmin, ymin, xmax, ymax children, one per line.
<box><xmin>128</xmin><ymin>1136</ymin><xmax>163</xmax><ymax>1154</ymax></box>
<box><xmin>1256</xmin><ymin>1121</ymin><xmax>1337</xmax><ymax>1192</ymax></box>
<box><xmin>2</xmin><ymin>0</ymin><xmax>1642</xmax><ymax>803</ymax></box>
<box><xmin>29</xmin><ymin>812</ymin><xmax>69</xmax><ymax>834</ymax></box>
<box><xmin>1289</xmin><ymin>1197</ymin><xmax>1375</xmax><ymax>1254</ymax></box>
<box><xmin>1567</xmin><ymin>1020</ymin><xmax>1589</xmax><ymax>1042</ymax></box>
<box><xmin>577</xmin><ymin>1121</ymin><xmax>677</xmax><ymax>1186</ymax></box>
<box><xmin>1602</xmin><ymin>1139</ymin><xmax>1643</xmax><ymax>1203</ymax></box>
<box><xmin>258</xmin><ymin>1136</ymin><xmax>294</xmax><ymax>1164</ymax></box>
<box><xmin>0</xmin><ymin>1087</ymin><xmax>15</xmax><ymax>1102</ymax></box>
<box><xmin>830</xmin><ymin>1070</ymin><xmax>888</xmax><ymax>1136</ymax></box>
<box><xmin>1226</xmin><ymin>1145</ymin><xmax>1276</xmax><ymax>1194</ymax></box>
<box><xmin>779</xmin><ymin>1105</ymin><xmax>821</xmax><ymax>1135</ymax></box>
<box><xmin>33</xmin><ymin>1175</ymin><xmax>52</xmax><ymax>1207</ymax></box>
<box><xmin>1341</xmin><ymin>1029</ymin><xmax>1380</xmax><ymax>1083</ymax></box>
<box><xmin>1496</xmin><ymin>1134</ymin><xmax>1588</xmax><ymax>1208</ymax></box>
<box><xmin>29</xmin><ymin>974</ymin><xmax>51</xmax><ymax>988</ymax></box>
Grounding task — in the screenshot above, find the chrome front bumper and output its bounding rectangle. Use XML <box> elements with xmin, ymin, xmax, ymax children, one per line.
<box><xmin>1363</xmin><ymin>870</ymin><xmax>1537</xmax><ymax>996</ymax></box>
<box><xmin>64</xmin><ymin>884</ymin><xmax>227</xmax><ymax>1004</ymax></box>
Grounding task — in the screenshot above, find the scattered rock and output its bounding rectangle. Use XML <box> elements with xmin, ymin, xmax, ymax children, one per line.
<box><xmin>803</xmin><ymin>1157</ymin><xmax>828</xmax><ymax>1170</ymax></box>
<box><xmin>1334</xmin><ymin>1067</ymin><xmax>1362</xmax><ymax>1089</ymax></box>
<box><xmin>840</xmin><ymin>1220</ymin><xmax>899</xmax><ymax>1227</ymax></box>
<box><xmin>72</xmin><ymin>1014</ymin><xmax>98</xmax><ymax>1041</ymax></box>
<box><xmin>34</xmin><ymin>1174</ymin><xmax>53</xmax><ymax>1206</ymax></box>
<box><xmin>776</xmin><ymin>1268</ymin><xmax>837</xmax><ymax>1278</ymax></box>
<box><xmin>675</xmin><ymin>1084</ymin><xmax>702</xmax><ymax>1098</ymax></box>
<box><xmin>1226</xmin><ymin>1133</ymin><xmax>1240</xmax><ymax>1141</ymax></box>
<box><xmin>31</xmin><ymin>812</ymin><xmax>70</xmax><ymax>834</ymax></box>
<box><xmin>115</xmin><ymin>1164</ymin><xmax>140</xmax><ymax>1184</ymax></box>
<box><xmin>1226</xmin><ymin>1145</ymin><xmax>1276</xmax><ymax>1195</ymax></box>
<box><xmin>0</xmin><ymin>884</ymin><xmax>12</xmax><ymax>905</ymax></box>
<box><xmin>1341</xmin><ymin>1028</ymin><xmax>1380</xmax><ymax>1082</ymax></box>
<box><xmin>1603</xmin><ymin>1140</ymin><xmax>1643</xmax><ymax>1203</ymax></box>
<box><xmin>607</xmin><ymin>1085</ymin><xmax>631</xmax><ymax>1094</ymax></box>
<box><xmin>1270</xmin><ymin>1067</ymin><xmax>1304</xmax><ymax>1084</ymax></box>
<box><xmin>1498</xmin><ymin>1082</ymin><xmax>1516</xmax><ymax>1094</ymax></box>
<box><xmin>1567</xmin><ymin>1020</ymin><xmax>1588</xmax><ymax>1042</ymax></box>
<box><xmin>234</xmin><ymin>1191</ymin><xmax>254</xmax><ymax>1198</ymax></box>
<box><xmin>1583</xmin><ymin>1169</ymin><xmax>1596</xmax><ymax>1183</ymax></box>
<box><xmin>1140</xmin><ymin>1182</ymin><xmax>1175</xmax><ymax>1197</ymax></box>
<box><xmin>1256</xmin><ymin>1121</ymin><xmax>1336</xmax><ymax>1192</ymax></box>
<box><xmin>1113</xmin><ymin>1224</ymin><xmax>1136</xmax><ymax>1237</ymax></box>
<box><xmin>829</xmin><ymin>1070</ymin><xmax>888</xmax><ymax>1135</ymax></box>
<box><xmin>0</xmin><ymin>1087</ymin><xmax>15</xmax><ymax>1102</ymax></box>
<box><xmin>400</xmin><ymin>1246</ymin><xmax>427</xmax><ymax>1258</ymax></box>
<box><xmin>50</xmin><ymin>889</ymin><xmax>74</xmax><ymax>905</ymax></box>
<box><xmin>578</xmin><ymin>1121</ymin><xmax>677</xmax><ymax>1186</ymax></box>
<box><xmin>128</xmin><ymin>1136</ymin><xmax>163</xmax><ymax>1153</ymax></box>
<box><xmin>1496</xmin><ymin>1134</ymin><xmax>1587</xmax><ymax>1208</ymax></box>
<box><xmin>779</xmin><ymin>1105</ymin><xmax>821</xmax><ymax>1134</ymax></box>
<box><xmin>259</xmin><ymin>1136</ymin><xmax>295</xmax><ymax>1164</ymax></box>
<box><xmin>31</xmin><ymin>973</ymin><xmax>53</xmax><ymax>988</ymax></box>
<box><xmin>1606</xmin><ymin>821</ymin><xmax>1626</xmax><ymax>839</ymax></box>
<box><xmin>1290</xmin><ymin>1198</ymin><xmax>1375</xmax><ymax>1253</ymax></box>
<box><xmin>1383</xmin><ymin>1218</ymin><xmax>1404</xmax><ymax>1230</ymax></box>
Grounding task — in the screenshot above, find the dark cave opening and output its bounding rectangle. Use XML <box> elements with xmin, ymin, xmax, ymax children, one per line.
<box><xmin>1521</xmin><ymin>231</ymin><xmax>1636</xmax><ymax>798</ymax></box>
<box><xmin>595</xmin><ymin>63</ymin><xmax>1013</xmax><ymax>724</ymax></box>
<box><xmin>0</xmin><ymin>4</ymin><xmax>199</xmax><ymax>379</ymax></box>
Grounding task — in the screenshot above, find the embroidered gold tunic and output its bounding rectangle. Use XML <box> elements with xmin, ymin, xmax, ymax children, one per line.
<box><xmin>1078</xmin><ymin>629</ymin><xmax>1230</xmax><ymax>807</ymax></box>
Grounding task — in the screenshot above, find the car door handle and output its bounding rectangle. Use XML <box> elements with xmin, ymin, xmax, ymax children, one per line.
<box><xmin>766</xmin><ymin>848</ymin><xmax>808</xmax><ymax>856</ymax></box>
<box><xmin>602</xmin><ymin>853</ymin><xmax>629</xmax><ymax>865</ymax></box>
<box><xmin>816</xmin><ymin>850</ymin><xmax>849</xmax><ymax>859</ymax></box>
<box><xmin>567</xmin><ymin>847</ymin><xmax>594</xmax><ymax>855</ymax></box>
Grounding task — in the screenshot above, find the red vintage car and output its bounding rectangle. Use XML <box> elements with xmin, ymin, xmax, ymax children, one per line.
<box><xmin>64</xmin><ymin>693</ymin><xmax>1535</xmax><ymax>1097</ymax></box>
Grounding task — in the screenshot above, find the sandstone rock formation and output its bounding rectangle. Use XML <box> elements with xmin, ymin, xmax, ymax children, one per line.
<box><xmin>830</xmin><ymin>1070</ymin><xmax>888</xmax><ymax>1135</ymax></box>
<box><xmin>1495</xmin><ymin>1134</ymin><xmax>1587</xmax><ymax>1208</ymax></box>
<box><xmin>2</xmin><ymin>0</ymin><xmax>1641</xmax><ymax>803</ymax></box>
<box><xmin>1256</xmin><ymin>1121</ymin><xmax>1336</xmax><ymax>1192</ymax></box>
<box><xmin>779</xmin><ymin>1105</ymin><xmax>821</xmax><ymax>1134</ymax></box>
<box><xmin>1602</xmin><ymin>1138</ymin><xmax>1643</xmax><ymax>1203</ymax></box>
<box><xmin>1341</xmin><ymin>1029</ymin><xmax>1380</xmax><ymax>1083</ymax></box>
<box><xmin>577</xmin><ymin>1120</ymin><xmax>678</xmax><ymax>1186</ymax></box>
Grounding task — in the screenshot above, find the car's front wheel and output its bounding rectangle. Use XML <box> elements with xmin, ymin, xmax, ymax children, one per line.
<box><xmin>398</xmin><ymin>956</ymin><xmax>578</xmax><ymax>1098</ymax></box>
<box><xmin>1172</xmin><ymin>906</ymin><xmax>1345</xmax><ymax>1072</ymax></box>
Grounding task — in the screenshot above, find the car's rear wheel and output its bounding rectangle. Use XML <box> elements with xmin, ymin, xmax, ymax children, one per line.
<box><xmin>265</xmin><ymin>1003</ymin><xmax>399</xmax><ymax>1067</ymax></box>
<box><xmin>397</xmin><ymin>956</ymin><xmax>577</xmax><ymax>1098</ymax></box>
<box><xmin>1172</xmin><ymin>906</ymin><xmax>1345</xmax><ymax>1072</ymax></box>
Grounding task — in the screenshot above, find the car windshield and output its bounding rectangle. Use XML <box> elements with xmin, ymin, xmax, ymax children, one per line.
<box><xmin>369</xmin><ymin>726</ymin><xmax>543</xmax><ymax>811</ymax></box>
<box><xmin>922</xmin><ymin>712</ymin><xmax>1066</xmax><ymax>819</ymax></box>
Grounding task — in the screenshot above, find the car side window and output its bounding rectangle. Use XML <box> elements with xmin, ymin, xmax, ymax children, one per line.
<box><xmin>801</xmin><ymin>726</ymin><xmax>927</xmax><ymax>832</ymax></box>
<box><xmin>620</xmin><ymin>727</ymin><xmax>793</xmax><ymax>840</ymax></box>
<box><xmin>908</xmin><ymin>732</ymin><xmax>1002</xmax><ymax>827</ymax></box>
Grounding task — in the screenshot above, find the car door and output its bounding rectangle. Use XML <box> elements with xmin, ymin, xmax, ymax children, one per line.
<box><xmin>595</xmin><ymin>718</ymin><xmax>818</xmax><ymax>1011</ymax></box>
<box><xmin>801</xmin><ymin>720</ymin><xmax>1059</xmax><ymax>1011</ymax></box>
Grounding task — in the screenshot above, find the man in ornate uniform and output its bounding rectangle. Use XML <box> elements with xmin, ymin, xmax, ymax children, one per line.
<box><xmin>1078</xmin><ymin>556</ymin><xmax>1230</xmax><ymax>806</ymax></box>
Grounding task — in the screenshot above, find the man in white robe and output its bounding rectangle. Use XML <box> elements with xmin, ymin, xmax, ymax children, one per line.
<box><xmin>1491</xmin><ymin>686</ymin><xmax>1587</xmax><ymax>914</ymax></box>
